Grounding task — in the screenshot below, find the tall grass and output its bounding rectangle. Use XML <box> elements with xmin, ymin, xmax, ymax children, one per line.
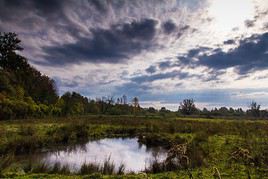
<box><xmin>0</xmin><ymin>154</ymin><xmax>14</xmax><ymax>174</ymax></box>
<box><xmin>80</xmin><ymin>163</ymin><xmax>100</xmax><ymax>174</ymax></box>
<box><xmin>79</xmin><ymin>157</ymin><xmax>125</xmax><ymax>175</ymax></box>
<box><xmin>14</xmin><ymin>157</ymin><xmax>126</xmax><ymax>175</ymax></box>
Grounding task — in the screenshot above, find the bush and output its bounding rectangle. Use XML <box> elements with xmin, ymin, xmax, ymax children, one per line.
<box><xmin>47</xmin><ymin>122</ymin><xmax>89</xmax><ymax>144</ymax></box>
<box><xmin>138</xmin><ymin>133</ymin><xmax>171</xmax><ymax>148</ymax></box>
<box><xmin>0</xmin><ymin>99</ymin><xmax>29</xmax><ymax>119</ymax></box>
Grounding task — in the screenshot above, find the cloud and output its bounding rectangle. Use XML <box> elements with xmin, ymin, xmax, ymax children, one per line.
<box><xmin>223</xmin><ymin>39</ymin><xmax>236</xmax><ymax>45</ymax></box>
<box><xmin>40</xmin><ymin>18</ymin><xmax>158</xmax><ymax>65</ymax></box>
<box><xmin>115</xmin><ymin>82</ymin><xmax>153</xmax><ymax>97</ymax></box>
<box><xmin>200</xmin><ymin>33</ymin><xmax>268</xmax><ymax>74</ymax></box>
<box><xmin>146</xmin><ymin>66</ymin><xmax>157</xmax><ymax>74</ymax></box>
<box><xmin>0</xmin><ymin>0</ymin><xmax>202</xmax><ymax>67</ymax></box>
<box><xmin>131</xmin><ymin>70</ymin><xmax>191</xmax><ymax>84</ymax></box>
<box><xmin>0</xmin><ymin>0</ymin><xmax>69</xmax><ymax>24</ymax></box>
<box><xmin>183</xmin><ymin>47</ymin><xmax>212</xmax><ymax>59</ymax></box>
<box><xmin>88</xmin><ymin>0</ymin><xmax>110</xmax><ymax>12</ymax></box>
<box><xmin>264</xmin><ymin>22</ymin><xmax>268</xmax><ymax>29</ymax></box>
<box><xmin>158</xmin><ymin>61</ymin><xmax>172</xmax><ymax>70</ymax></box>
<box><xmin>162</xmin><ymin>20</ymin><xmax>177</xmax><ymax>34</ymax></box>
<box><xmin>180</xmin><ymin>32</ymin><xmax>268</xmax><ymax>75</ymax></box>
<box><xmin>245</xmin><ymin>19</ymin><xmax>255</xmax><ymax>28</ymax></box>
<box><xmin>234</xmin><ymin>91</ymin><xmax>268</xmax><ymax>99</ymax></box>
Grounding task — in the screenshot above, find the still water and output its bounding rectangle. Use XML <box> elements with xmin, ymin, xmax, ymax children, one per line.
<box><xmin>40</xmin><ymin>138</ymin><xmax>166</xmax><ymax>173</ymax></box>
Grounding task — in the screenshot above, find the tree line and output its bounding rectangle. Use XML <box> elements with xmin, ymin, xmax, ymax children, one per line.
<box><xmin>0</xmin><ymin>33</ymin><xmax>143</xmax><ymax>119</ymax></box>
<box><xmin>178</xmin><ymin>99</ymin><xmax>268</xmax><ymax>118</ymax></box>
<box><xmin>0</xmin><ymin>32</ymin><xmax>267</xmax><ymax>120</ymax></box>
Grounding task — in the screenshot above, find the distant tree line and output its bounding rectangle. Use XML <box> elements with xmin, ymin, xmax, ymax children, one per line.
<box><xmin>0</xmin><ymin>32</ymin><xmax>267</xmax><ymax>120</ymax></box>
<box><xmin>178</xmin><ymin>99</ymin><xmax>268</xmax><ymax>118</ymax></box>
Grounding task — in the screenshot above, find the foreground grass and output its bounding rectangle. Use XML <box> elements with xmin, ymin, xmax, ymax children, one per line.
<box><xmin>0</xmin><ymin>115</ymin><xmax>268</xmax><ymax>178</ymax></box>
<box><xmin>5</xmin><ymin>168</ymin><xmax>268</xmax><ymax>178</ymax></box>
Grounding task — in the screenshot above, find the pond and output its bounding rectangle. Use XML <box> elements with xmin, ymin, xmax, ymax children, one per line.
<box><xmin>26</xmin><ymin>138</ymin><xmax>167</xmax><ymax>173</ymax></box>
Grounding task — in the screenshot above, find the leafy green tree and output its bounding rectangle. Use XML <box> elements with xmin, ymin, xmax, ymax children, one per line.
<box><xmin>248</xmin><ymin>101</ymin><xmax>261</xmax><ymax>117</ymax></box>
<box><xmin>179</xmin><ymin>99</ymin><xmax>197</xmax><ymax>115</ymax></box>
<box><xmin>86</xmin><ymin>100</ymin><xmax>100</xmax><ymax>114</ymax></box>
<box><xmin>132</xmin><ymin>97</ymin><xmax>139</xmax><ymax>108</ymax></box>
<box><xmin>148</xmin><ymin>107</ymin><xmax>157</xmax><ymax>113</ymax></box>
<box><xmin>132</xmin><ymin>97</ymin><xmax>139</xmax><ymax>115</ymax></box>
<box><xmin>160</xmin><ymin>107</ymin><xmax>168</xmax><ymax>113</ymax></box>
<box><xmin>60</xmin><ymin>92</ymin><xmax>87</xmax><ymax>115</ymax></box>
<box><xmin>0</xmin><ymin>70</ymin><xmax>16</xmax><ymax>95</ymax></box>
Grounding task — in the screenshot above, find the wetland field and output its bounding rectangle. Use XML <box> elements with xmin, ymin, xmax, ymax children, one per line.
<box><xmin>0</xmin><ymin>115</ymin><xmax>268</xmax><ymax>178</ymax></box>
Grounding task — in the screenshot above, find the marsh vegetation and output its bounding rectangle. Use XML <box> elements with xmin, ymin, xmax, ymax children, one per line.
<box><xmin>0</xmin><ymin>116</ymin><xmax>268</xmax><ymax>178</ymax></box>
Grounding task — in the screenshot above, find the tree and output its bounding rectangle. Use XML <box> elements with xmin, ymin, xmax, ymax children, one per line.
<box><xmin>179</xmin><ymin>99</ymin><xmax>196</xmax><ymax>115</ymax></box>
<box><xmin>148</xmin><ymin>107</ymin><xmax>157</xmax><ymax>113</ymax></box>
<box><xmin>249</xmin><ymin>101</ymin><xmax>261</xmax><ymax>117</ymax></box>
<box><xmin>116</xmin><ymin>98</ymin><xmax>120</xmax><ymax>104</ymax></box>
<box><xmin>132</xmin><ymin>97</ymin><xmax>139</xmax><ymax>108</ymax></box>
<box><xmin>0</xmin><ymin>70</ymin><xmax>16</xmax><ymax>95</ymax></box>
<box><xmin>132</xmin><ymin>97</ymin><xmax>139</xmax><ymax>115</ymax></box>
<box><xmin>60</xmin><ymin>92</ymin><xmax>87</xmax><ymax>115</ymax></box>
<box><xmin>160</xmin><ymin>107</ymin><xmax>168</xmax><ymax>113</ymax></box>
<box><xmin>0</xmin><ymin>32</ymin><xmax>23</xmax><ymax>61</ymax></box>
<box><xmin>0</xmin><ymin>32</ymin><xmax>25</xmax><ymax>72</ymax></box>
<box><xmin>219</xmin><ymin>107</ymin><xmax>229</xmax><ymax>116</ymax></box>
<box><xmin>0</xmin><ymin>32</ymin><xmax>58</xmax><ymax>105</ymax></box>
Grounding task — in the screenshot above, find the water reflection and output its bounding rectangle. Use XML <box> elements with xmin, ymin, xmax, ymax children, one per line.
<box><xmin>42</xmin><ymin>138</ymin><xmax>167</xmax><ymax>173</ymax></box>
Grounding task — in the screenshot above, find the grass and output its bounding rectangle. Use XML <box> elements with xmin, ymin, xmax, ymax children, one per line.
<box><xmin>0</xmin><ymin>115</ymin><xmax>268</xmax><ymax>178</ymax></box>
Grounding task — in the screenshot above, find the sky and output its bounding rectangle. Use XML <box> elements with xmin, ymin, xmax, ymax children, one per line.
<box><xmin>1</xmin><ymin>0</ymin><xmax>268</xmax><ymax>110</ymax></box>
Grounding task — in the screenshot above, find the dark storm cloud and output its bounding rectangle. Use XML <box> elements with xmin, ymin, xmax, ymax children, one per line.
<box><xmin>89</xmin><ymin>0</ymin><xmax>109</xmax><ymax>12</ymax></box>
<box><xmin>40</xmin><ymin>18</ymin><xmax>158</xmax><ymax>65</ymax></box>
<box><xmin>158</xmin><ymin>61</ymin><xmax>173</xmax><ymax>70</ymax></box>
<box><xmin>120</xmin><ymin>18</ymin><xmax>158</xmax><ymax>41</ymax></box>
<box><xmin>187</xmin><ymin>47</ymin><xmax>212</xmax><ymax>58</ymax></box>
<box><xmin>187</xmin><ymin>48</ymin><xmax>202</xmax><ymax>58</ymax></box>
<box><xmin>201</xmin><ymin>70</ymin><xmax>225</xmax><ymax>82</ymax></box>
<box><xmin>176</xmin><ymin>47</ymin><xmax>211</xmax><ymax>66</ymax></box>
<box><xmin>0</xmin><ymin>0</ymin><xmax>67</xmax><ymax>21</ymax></box>
<box><xmin>244</xmin><ymin>9</ymin><xmax>268</xmax><ymax>28</ymax></box>
<box><xmin>0</xmin><ymin>0</ymin><xmax>198</xmax><ymax>67</ymax></box>
<box><xmin>146</xmin><ymin>66</ymin><xmax>157</xmax><ymax>74</ymax></box>
<box><xmin>162</xmin><ymin>20</ymin><xmax>177</xmax><ymax>34</ymax></box>
<box><xmin>198</xmin><ymin>33</ymin><xmax>268</xmax><ymax>74</ymax></box>
<box><xmin>245</xmin><ymin>19</ymin><xmax>255</xmax><ymax>28</ymax></box>
<box><xmin>179</xmin><ymin>33</ymin><xmax>268</xmax><ymax>75</ymax></box>
<box><xmin>223</xmin><ymin>39</ymin><xmax>236</xmax><ymax>45</ymax></box>
<box><xmin>131</xmin><ymin>70</ymin><xmax>192</xmax><ymax>84</ymax></box>
<box><xmin>0</xmin><ymin>0</ymin><xmax>85</xmax><ymax>40</ymax></box>
<box><xmin>146</xmin><ymin>60</ymin><xmax>182</xmax><ymax>74</ymax></box>
<box><xmin>115</xmin><ymin>82</ymin><xmax>153</xmax><ymax>97</ymax></box>
<box><xmin>177</xmin><ymin>25</ymin><xmax>191</xmax><ymax>38</ymax></box>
